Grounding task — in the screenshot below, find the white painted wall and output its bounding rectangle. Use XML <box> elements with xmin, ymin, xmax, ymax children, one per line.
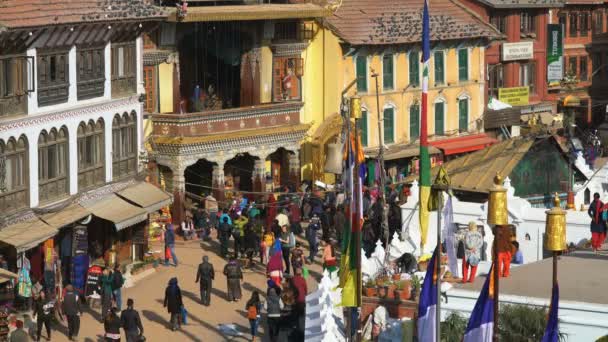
<box><xmin>2</xmin><ymin>37</ymin><xmax>144</xmax><ymax>208</ymax></box>
<box><xmin>402</xmin><ymin>175</ymin><xmax>597</xmax><ymax>264</ymax></box>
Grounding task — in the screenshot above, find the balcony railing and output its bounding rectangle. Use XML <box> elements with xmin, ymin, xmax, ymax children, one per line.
<box><xmin>149</xmin><ymin>101</ymin><xmax>303</xmax><ymax>137</ymax></box>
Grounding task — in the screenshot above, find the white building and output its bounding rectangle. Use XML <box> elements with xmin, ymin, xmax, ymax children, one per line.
<box><xmin>0</xmin><ymin>2</ymin><xmax>168</xmax><ymax>270</ymax></box>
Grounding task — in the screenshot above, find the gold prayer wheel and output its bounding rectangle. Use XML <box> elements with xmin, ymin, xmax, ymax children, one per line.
<box><xmin>487</xmin><ymin>173</ymin><xmax>508</xmax><ymax>225</ymax></box>
<box><xmin>350</xmin><ymin>96</ymin><xmax>362</xmax><ymax>119</ymax></box>
<box><xmin>545</xmin><ymin>193</ymin><xmax>567</xmax><ymax>251</ymax></box>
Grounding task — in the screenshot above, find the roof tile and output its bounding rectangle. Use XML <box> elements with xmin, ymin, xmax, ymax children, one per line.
<box><xmin>0</xmin><ymin>0</ymin><xmax>167</xmax><ymax>30</ymax></box>
<box><xmin>327</xmin><ymin>0</ymin><xmax>502</xmax><ymax>45</ymax></box>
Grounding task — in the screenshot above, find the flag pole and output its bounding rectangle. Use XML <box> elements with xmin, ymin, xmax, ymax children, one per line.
<box><xmin>492</xmin><ymin>226</ymin><xmax>499</xmax><ymax>342</ymax></box>
<box><xmin>436</xmin><ymin>190</ymin><xmax>443</xmax><ymax>341</ymax></box>
<box><xmin>353</xmin><ymin>109</ymin><xmax>363</xmax><ymax>341</ymax></box>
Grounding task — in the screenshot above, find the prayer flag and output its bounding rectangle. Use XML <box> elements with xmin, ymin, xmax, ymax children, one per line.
<box><xmin>417</xmin><ymin>248</ymin><xmax>439</xmax><ymax>341</ymax></box>
<box><xmin>541</xmin><ymin>284</ymin><xmax>560</xmax><ymax>342</ymax></box>
<box><xmin>419</xmin><ymin>0</ymin><xmax>432</xmax><ymax>250</ymax></box>
<box><xmin>464</xmin><ymin>263</ymin><xmax>495</xmax><ymax>342</ymax></box>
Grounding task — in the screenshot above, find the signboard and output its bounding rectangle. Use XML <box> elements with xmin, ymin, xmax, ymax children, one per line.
<box><xmin>85</xmin><ymin>265</ymin><xmax>102</xmax><ymax>297</ymax></box>
<box><xmin>72</xmin><ymin>226</ymin><xmax>88</xmax><ymax>256</ymax></box>
<box><xmin>498</xmin><ymin>86</ymin><xmax>530</xmax><ymax>106</ymax></box>
<box><xmin>502</xmin><ymin>41</ymin><xmax>534</xmax><ymax>61</ymax></box>
<box><xmin>547</xmin><ymin>24</ymin><xmax>564</xmax><ymax>83</ymax></box>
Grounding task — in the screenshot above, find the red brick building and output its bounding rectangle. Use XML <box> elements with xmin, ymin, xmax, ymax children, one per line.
<box><xmin>461</xmin><ymin>0</ymin><xmax>565</xmax><ymax>134</ymax></box>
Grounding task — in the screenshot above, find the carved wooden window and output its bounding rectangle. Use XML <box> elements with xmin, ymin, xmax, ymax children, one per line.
<box><xmin>111</xmin><ymin>42</ymin><xmax>137</xmax><ymax>98</ymax></box>
<box><xmin>37</xmin><ymin>50</ymin><xmax>69</xmax><ymax>106</ymax></box>
<box><xmin>112</xmin><ymin>113</ymin><xmax>137</xmax><ymax>180</ymax></box>
<box><xmin>77</xmin><ymin>46</ymin><xmax>105</xmax><ymax>100</ymax></box>
<box><xmin>520</xmin><ymin>11</ymin><xmax>537</xmax><ymax>35</ymax></box>
<box><xmin>273</xmin><ymin>57</ymin><xmax>303</xmax><ymax>102</ymax></box>
<box><xmin>38</xmin><ymin>127</ymin><xmax>69</xmax><ymax>203</ymax></box>
<box><xmin>143</xmin><ymin>66</ymin><xmax>156</xmax><ymax>113</ymax></box>
<box><xmin>0</xmin><ymin>55</ymin><xmax>30</xmax><ymax>117</ymax></box>
<box><xmin>0</xmin><ymin>136</ymin><xmax>28</xmax><ymax>213</ymax></box>
<box><xmin>77</xmin><ymin>119</ymin><xmax>105</xmax><ymax>190</ymax></box>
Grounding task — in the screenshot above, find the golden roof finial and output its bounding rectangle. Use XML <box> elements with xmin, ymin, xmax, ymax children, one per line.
<box><xmin>553</xmin><ymin>192</ymin><xmax>561</xmax><ymax>208</ymax></box>
<box><xmin>494</xmin><ymin>173</ymin><xmax>503</xmax><ymax>186</ymax></box>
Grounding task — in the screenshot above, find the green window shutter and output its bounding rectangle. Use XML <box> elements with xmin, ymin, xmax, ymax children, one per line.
<box><xmin>356</xmin><ymin>56</ymin><xmax>367</xmax><ymax>92</ymax></box>
<box><xmin>458</xmin><ymin>49</ymin><xmax>468</xmax><ymax>81</ymax></box>
<box><xmin>409</xmin><ymin>104</ymin><xmax>420</xmax><ymax>139</ymax></box>
<box><xmin>383</xmin><ymin>54</ymin><xmax>394</xmax><ymax>90</ymax></box>
<box><xmin>434</xmin><ymin>51</ymin><xmax>444</xmax><ymax>85</ymax></box>
<box><xmin>409</xmin><ymin>52</ymin><xmax>420</xmax><ymax>87</ymax></box>
<box><xmin>459</xmin><ymin>98</ymin><xmax>468</xmax><ymax>132</ymax></box>
<box><xmin>435</xmin><ymin>102</ymin><xmax>444</xmax><ymax>135</ymax></box>
<box><xmin>383</xmin><ymin>107</ymin><xmax>394</xmax><ymax>144</ymax></box>
<box><xmin>359</xmin><ymin>110</ymin><xmax>368</xmax><ymax>147</ymax></box>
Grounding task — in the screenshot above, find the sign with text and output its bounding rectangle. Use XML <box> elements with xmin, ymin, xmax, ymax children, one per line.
<box><xmin>547</xmin><ymin>24</ymin><xmax>564</xmax><ymax>83</ymax></box>
<box><xmin>502</xmin><ymin>41</ymin><xmax>534</xmax><ymax>61</ymax></box>
<box><xmin>498</xmin><ymin>86</ymin><xmax>530</xmax><ymax>106</ymax></box>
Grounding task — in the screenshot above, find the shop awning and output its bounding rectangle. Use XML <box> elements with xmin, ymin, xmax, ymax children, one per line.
<box><xmin>384</xmin><ymin>145</ymin><xmax>441</xmax><ymax>161</ymax></box>
<box><xmin>83</xmin><ymin>195</ymin><xmax>148</xmax><ymax>231</ymax></box>
<box><xmin>0</xmin><ymin>218</ymin><xmax>58</xmax><ymax>253</ymax></box>
<box><xmin>429</xmin><ymin>134</ymin><xmax>498</xmax><ymax>156</ymax></box>
<box><xmin>117</xmin><ymin>182</ymin><xmax>173</xmax><ymax>214</ymax></box>
<box><xmin>40</xmin><ymin>204</ymin><xmax>90</xmax><ymax>229</ymax></box>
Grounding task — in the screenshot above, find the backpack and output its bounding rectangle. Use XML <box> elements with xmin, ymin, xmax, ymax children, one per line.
<box><xmin>247</xmin><ymin>304</ymin><xmax>258</xmax><ymax>319</ymax></box>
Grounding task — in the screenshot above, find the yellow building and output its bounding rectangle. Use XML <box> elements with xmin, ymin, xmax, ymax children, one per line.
<box><xmin>302</xmin><ymin>0</ymin><xmax>502</xmax><ymax>183</ymax></box>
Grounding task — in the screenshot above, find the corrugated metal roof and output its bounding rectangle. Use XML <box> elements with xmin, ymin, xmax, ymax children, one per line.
<box><xmin>477</xmin><ymin>0</ymin><xmax>565</xmax><ymax>8</ymax></box>
<box><xmin>406</xmin><ymin>137</ymin><xmax>535</xmax><ymax>193</ymax></box>
<box><xmin>326</xmin><ymin>0</ymin><xmax>502</xmax><ymax>45</ymax></box>
<box><xmin>168</xmin><ymin>3</ymin><xmax>331</xmax><ymax>22</ymax></box>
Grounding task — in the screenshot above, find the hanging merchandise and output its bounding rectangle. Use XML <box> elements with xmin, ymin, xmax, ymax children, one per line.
<box><xmin>43</xmin><ymin>241</ymin><xmax>56</xmax><ymax>295</ymax></box>
<box><xmin>85</xmin><ymin>264</ymin><xmax>103</xmax><ymax>297</ymax></box>
<box><xmin>71</xmin><ymin>254</ymin><xmax>89</xmax><ymax>294</ymax></box>
<box><xmin>17</xmin><ymin>257</ymin><xmax>32</xmax><ymax>299</ymax></box>
<box><xmin>72</xmin><ymin>226</ymin><xmax>88</xmax><ymax>256</ymax></box>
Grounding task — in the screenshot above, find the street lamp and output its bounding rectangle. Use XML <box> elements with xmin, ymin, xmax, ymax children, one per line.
<box><xmin>562</xmin><ymin>94</ymin><xmax>581</xmax><ymax>210</ymax></box>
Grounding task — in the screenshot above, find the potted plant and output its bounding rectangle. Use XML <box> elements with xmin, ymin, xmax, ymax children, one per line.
<box><xmin>385</xmin><ymin>281</ymin><xmax>397</xmax><ymax>300</ymax></box>
<box><xmin>364</xmin><ymin>279</ymin><xmax>377</xmax><ymax>297</ymax></box>
<box><xmin>411</xmin><ymin>275</ymin><xmax>422</xmax><ymax>301</ymax></box>
<box><xmin>377</xmin><ymin>281</ymin><xmax>388</xmax><ymax>299</ymax></box>
<box><xmin>394</xmin><ymin>280</ymin><xmax>412</xmax><ymax>301</ymax></box>
<box><xmin>392</xmin><ymin>273</ymin><xmax>402</xmax><ymax>281</ymax></box>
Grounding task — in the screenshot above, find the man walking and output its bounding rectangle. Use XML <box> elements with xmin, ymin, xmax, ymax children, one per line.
<box><xmin>195</xmin><ymin>256</ymin><xmax>214</xmax><ymax>305</ymax></box>
<box><xmin>121</xmin><ymin>298</ymin><xmax>144</xmax><ymax>342</ymax></box>
<box><xmin>112</xmin><ymin>264</ymin><xmax>124</xmax><ymax>311</ymax></box>
<box><xmin>223</xmin><ymin>258</ymin><xmax>243</xmax><ymax>302</ymax></box>
<box><xmin>62</xmin><ymin>284</ymin><xmax>81</xmax><ymax>341</ymax></box>
<box><xmin>164</xmin><ymin>224</ymin><xmax>178</xmax><ymax>266</ymax></box>
<box><xmin>218</xmin><ymin>217</ymin><xmax>232</xmax><ymax>258</ymax></box>
<box><xmin>306</xmin><ymin>215</ymin><xmax>321</xmax><ymax>264</ymax></box>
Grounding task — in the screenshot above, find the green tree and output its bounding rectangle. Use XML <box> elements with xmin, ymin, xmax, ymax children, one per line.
<box><xmin>441</xmin><ymin>312</ymin><xmax>468</xmax><ymax>342</ymax></box>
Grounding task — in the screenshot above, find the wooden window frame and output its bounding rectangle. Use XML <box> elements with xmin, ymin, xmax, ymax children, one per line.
<box><xmin>37</xmin><ymin>49</ymin><xmax>69</xmax><ymax>107</ymax></box>
<box><xmin>382</xmin><ymin>54</ymin><xmax>394</xmax><ymax>91</ymax></box>
<box><xmin>143</xmin><ymin>66</ymin><xmax>157</xmax><ymax>113</ymax></box>
<box><xmin>0</xmin><ymin>54</ymin><xmax>32</xmax><ymax>117</ymax></box>
<box><xmin>569</xmin><ymin>12</ymin><xmax>579</xmax><ymax>37</ymax></box>
<box><xmin>490</xmin><ymin>12</ymin><xmax>507</xmax><ymax>34</ymax></box>
<box><xmin>359</xmin><ymin>109</ymin><xmax>368</xmax><ymax>147</ymax></box>
<box><xmin>520</xmin><ymin>11</ymin><xmax>538</xmax><ymax>35</ymax></box>
<box><xmin>77</xmin><ymin>45</ymin><xmax>105</xmax><ymax>100</ymax></box>
<box><xmin>458</xmin><ymin>48</ymin><xmax>469</xmax><ymax>82</ymax></box>
<box><xmin>580</xmin><ymin>11</ymin><xmax>591</xmax><ymax>36</ymax></box>
<box><xmin>77</xmin><ymin>120</ymin><xmax>105</xmax><ymax>190</ymax></box>
<box><xmin>434</xmin><ymin>51</ymin><xmax>445</xmax><ymax>86</ymax></box>
<box><xmin>488</xmin><ymin>63</ymin><xmax>504</xmax><ymax>98</ymax></box>
<box><xmin>384</xmin><ymin>107</ymin><xmax>395</xmax><ymax>144</ymax></box>
<box><xmin>434</xmin><ymin>101</ymin><xmax>445</xmax><ymax>136</ymax></box>
<box><xmin>0</xmin><ymin>136</ymin><xmax>28</xmax><ymax>213</ymax></box>
<box><xmin>519</xmin><ymin>61</ymin><xmax>536</xmax><ymax>95</ymax></box>
<box><xmin>112</xmin><ymin>113</ymin><xmax>137</xmax><ymax>180</ymax></box>
<box><xmin>593</xmin><ymin>10</ymin><xmax>604</xmax><ymax>35</ymax></box>
<box><xmin>409</xmin><ymin>104</ymin><xmax>420</xmax><ymax>140</ymax></box>
<box><xmin>111</xmin><ymin>42</ymin><xmax>137</xmax><ymax>98</ymax></box>
<box><xmin>458</xmin><ymin>98</ymin><xmax>469</xmax><ymax>133</ymax></box>
<box><xmin>272</xmin><ymin>56</ymin><xmax>303</xmax><ymax>102</ymax></box>
<box><xmin>580</xmin><ymin>56</ymin><xmax>588</xmax><ymax>81</ymax></box>
<box><xmin>38</xmin><ymin>127</ymin><xmax>69</xmax><ymax>203</ymax></box>
<box><xmin>356</xmin><ymin>55</ymin><xmax>368</xmax><ymax>93</ymax></box>
<box><xmin>409</xmin><ymin>52</ymin><xmax>420</xmax><ymax>87</ymax></box>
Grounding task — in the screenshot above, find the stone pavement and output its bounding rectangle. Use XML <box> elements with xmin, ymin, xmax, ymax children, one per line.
<box><xmin>49</xmin><ymin>234</ymin><xmax>326</xmax><ymax>342</ymax></box>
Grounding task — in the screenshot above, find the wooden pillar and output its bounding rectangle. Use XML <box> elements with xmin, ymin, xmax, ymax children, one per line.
<box><xmin>212</xmin><ymin>162</ymin><xmax>226</xmax><ymax>206</ymax></box>
<box><xmin>289</xmin><ymin>151</ymin><xmax>300</xmax><ymax>189</ymax></box>
<box><xmin>171</xmin><ymin>166</ymin><xmax>186</xmax><ymax>226</ymax></box>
